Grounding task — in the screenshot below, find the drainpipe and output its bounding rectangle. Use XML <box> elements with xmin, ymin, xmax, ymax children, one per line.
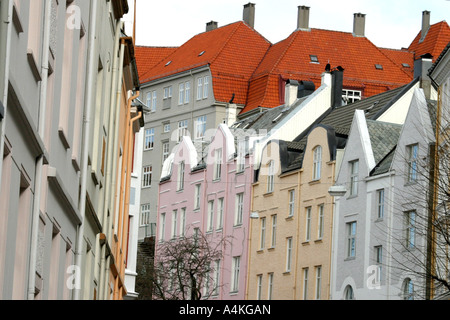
<box><xmin>98</xmin><ymin>20</ymin><xmax>124</xmax><ymax>300</ymax></box>
<box><xmin>27</xmin><ymin>0</ymin><xmax>52</xmax><ymax>300</ymax></box>
<box><xmin>74</xmin><ymin>0</ymin><xmax>98</xmax><ymax>300</ymax></box>
<box><xmin>0</xmin><ymin>0</ymin><xmax>13</xmax><ymax>187</ymax></box>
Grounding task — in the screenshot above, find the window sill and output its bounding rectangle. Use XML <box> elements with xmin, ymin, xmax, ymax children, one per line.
<box><xmin>268</xmin><ymin>247</ymin><xmax>275</xmax><ymax>251</ymax></box>
<box><xmin>286</xmin><ymin>215</ymin><xmax>294</xmax><ymax>221</ymax></box>
<box><xmin>345</xmin><ymin>256</ymin><xmax>356</xmax><ymax>261</ymax></box>
<box><xmin>302</xmin><ymin>241</ymin><xmax>310</xmax><ymax>246</ymax></box>
<box><xmin>263</xmin><ymin>192</ymin><xmax>274</xmax><ymax>197</ymax></box>
<box><xmin>309</xmin><ymin>179</ymin><xmax>321</xmax><ymax>185</ymax></box>
<box><xmin>314</xmin><ymin>238</ymin><xmax>323</xmax><ymax>244</ymax></box>
<box><xmin>257</xmin><ymin>249</ymin><xmax>264</xmax><ymax>254</ymax></box>
<box><xmin>283</xmin><ymin>271</ymin><xmax>291</xmax><ymax>275</ymax></box>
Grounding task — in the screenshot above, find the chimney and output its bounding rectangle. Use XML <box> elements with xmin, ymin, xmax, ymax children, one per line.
<box><xmin>421</xmin><ymin>11</ymin><xmax>431</xmax><ymax>40</ymax></box>
<box><xmin>206</xmin><ymin>21</ymin><xmax>218</xmax><ymax>32</ymax></box>
<box><xmin>353</xmin><ymin>13</ymin><xmax>366</xmax><ymax>37</ymax></box>
<box><xmin>297</xmin><ymin>81</ymin><xmax>315</xmax><ymax>99</ymax></box>
<box><xmin>331</xmin><ymin>68</ymin><xmax>344</xmax><ymax>109</ymax></box>
<box><xmin>414</xmin><ymin>53</ymin><xmax>433</xmax><ymax>99</ymax></box>
<box><xmin>297</xmin><ymin>6</ymin><xmax>310</xmax><ymax>30</ymax></box>
<box><xmin>284</xmin><ymin>80</ymin><xmax>299</xmax><ymax>107</ymax></box>
<box><xmin>243</xmin><ymin>3</ymin><xmax>255</xmax><ymax>28</ymax></box>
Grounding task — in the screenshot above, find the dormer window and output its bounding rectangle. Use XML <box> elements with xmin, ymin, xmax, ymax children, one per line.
<box><xmin>310</xmin><ymin>55</ymin><xmax>319</xmax><ymax>63</ymax></box>
<box><xmin>375</xmin><ymin>64</ymin><xmax>383</xmax><ymax>70</ymax></box>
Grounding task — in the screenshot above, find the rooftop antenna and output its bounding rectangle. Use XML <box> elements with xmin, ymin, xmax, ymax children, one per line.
<box><xmin>133</xmin><ymin>0</ymin><xmax>136</xmax><ymax>46</ymax></box>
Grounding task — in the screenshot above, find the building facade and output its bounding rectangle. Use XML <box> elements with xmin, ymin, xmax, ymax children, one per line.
<box><xmin>0</xmin><ymin>0</ymin><xmax>142</xmax><ymax>300</ymax></box>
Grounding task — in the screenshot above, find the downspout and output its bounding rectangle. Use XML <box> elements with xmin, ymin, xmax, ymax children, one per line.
<box><xmin>0</xmin><ymin>0</ymin><xmax>13</xmax><ymax>187</ymax></box>
<box><xmin>293</xmin><ymin>168</ymin><xmax>302</xmax><ymax>299</ymax></box>
<box><xmin>27</xmin><ymin>0</ymin><xmax>52</xmax><ymax>300</ymax></box>
<box><xmin>74</xmin><ymin>0</ymin><xmax>98</xmax><ymax>300</ymax></box>
<box><xmin>98</xmin><ymin>19</ymin><xmax>124</xmax><ymax>300</ymax></box>
<box><xmin>327</xmin><ymin>161</ymin><xmax>336</xmax><ymax>300</ymax></box>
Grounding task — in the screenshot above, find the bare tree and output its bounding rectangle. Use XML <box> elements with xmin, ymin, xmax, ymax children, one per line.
<box><xmin>151</xmin><ymin>230</ymin><xmax>231</xmax><ymax>300</ymax></box>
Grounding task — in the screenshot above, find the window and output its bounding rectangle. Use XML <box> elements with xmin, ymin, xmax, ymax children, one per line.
<box><xmin>315</xmin><ymin>266</ymin><xmax>322</xmax><ymax>300</ymax></box>
<box><xmin>216</xmin><ymin>198</ymin><xmax>224</xmax><ymax>230</ymax></box>
<box><xmin>403</xmin><ymin>278</ymin><xmax>414</xmax><ymax>300</ymax></box>
<box><xmin>197</xmin><ymin>77</ymin><xmax>203</xmax><ymax>100</ymax></box>
<box><xmin>171</xmin><ymin>210</ymin><xmax>178</xmax><ymax>239</ymax></box>
<box><xmin>185</xmin><ymin>81</ymin><xmax>191</xmax><ymax>103</ymax></box>
<box><xmin>350</xmin><ymin>160</ymin><xmax>359</xmax><ymax>196</ymax></box>
<box><xmin>375</xmin><ymin>64</ymin><xmax>383</xmax><ymax>70</ymax></box>
<box><xmin>178</xmin><ymin>83</ymin><xmax>185</xmax><ymax>105</ymax></box>
<box><xmin>194</xmin><ymin>184</ymin><xmax>201</xmax><ymax>210</ymax></box>
<box><xmin>144</xmin><ymin>128</ymin><xmax>155</xmax><ymax>150</ymax></box>
<box><xmin>317</xmin><ymin>204</ymin><xmax>324</xmax><ymax>240</ymax></box>
<box><xmin>405</xmin><ymin>211</ymin><xmax>416</xmax><ymax>249</ymax></box>
<box><xmin>177</xmin><ymin>161</ymin><xmax>185</xmax><ymax>191</ymax></box>
<box><xmin>159</xmin><ymin>213</ymin><xmax>166</xmax><ymax>241</ymax></box>
<box><xmin>179</xmin><ymin>208</ymin><xmax>186</xmax><ymax>238</ymax></box>
<box><xmin>177</xmin><ymin>120</ymin><xmax>188</xmax><ymax>143</ymax></box>
<box><xmin>303</xmin><ymin>268</ymin><xmax>309</xmax><ymax>300</ymax></box>
<box><xmin>163</xmin><ymin>86</ymin><xmax>172</xmax><ymax>99</ymax></box>
<box><xmin>407</xmin><ymin>144</ymin><xmax>419</xmax><ymax>183</ymax></box>
<box><xmin>313</xmin><ymin>146</ymin><xmax>322</xmax><ymax>180</ymax></box>
<box><xmin>306</xmin><ymin>207</ymin><xmax>312</xmax><ymax>241</ymax></box>
<box><xmin>377</xmin><ymin>189</ymin><xmax>385</xmax><ymax>219</ymax></box>
<box><xmin>267</xmin><ymin>160</ymin><xmax>275</xmax><ymax>193</ymax></box>
<box><xmin>375</xmin><ymin>246</ymin><xmax>383</xmax><ymax>283</ymax></box>
<box><xmin>342</xmin><ymin>89</ymin><xmax>362</xmax><ymax>104</ymax></box>
<box><xmin>146</xmin><ymin>92</ymin><xmax>152</xmax><ymax>109</ymax></box>
<box><xmin>286</xmin><ymin>238</ymin><xmax>293</xmax><ymax>272</ymax></box>
<box><xmin>140</xmin><ymin>204</ymin><xmax>151</xmax><ymax>226</ymax></box>
<box><xmin>288</xmin><ymin>190</ymin><xmax>295</xmax><ymax>217</ymax></box>
<box><xmin>344</xmin><ymin>285</ymin><xmax>354</xmax><ymax>300</ymax></box>
<box><xmin>310</xmin><ymin>55</ymin><xmax>319</xmax><ymax>63</ymax></box>
<box><xmin>203</xmin><ymin>76</ymin><xmax>209</xmax><ymax>99</ymax></box>
<box><xmin>235</xmin><ymin>193</ymin><xmax>244</xmax><ymax>226</ymax></box>
<box><xmin>268</xmin><ymin>273</ymin><xmax>274</xmax><ymax>300</ymax></box>
<box><xmin>347</xmin><ymin>222</ymin><xmax>357</xmax><ymax>258</ymax></box>
<box><xmin>260</xmin><ymin>218</ymin><xmax>266</xmax><ymax>250</ymax></box>
<box><xmin>257</xmin><ymin>275</ymin><xmax>263</xmax><ymax>300</ymax></box>
<box><xmin>213</xmin><ymin>149</ymin><xmax>222</xmax><ymax>181</ymax></box>
<box><xmin>163</xmin><ymin>123</ymin><xmax>171</xmax><ymax>133</ymax></box>
<box><xmin>162</xmin><ymin>142</ymin><xmax>170</xmax><ymax>163</ymax></box>
<box><xmin>212</xmin><ymin>260</ymin><xmax>220</xmax><ymax>296</ymax></box>
<box><xmin>143</xmin><ymin>166</ymin><xmax>152</xmax><ymax>188</ymax></box>
<box><xmin>237</xmin><ymin>140</ymin><xmax>247</xmax><ymax>173</ymax></box>
<box><xmin>231</xmin><ymin>256</ymin><xmax>240</xmax><ymax>292</ymax></box>
<box><xmin>207</xmin><ymin>200</ymin><xmax>214</xmax><ymax>232</ymax></box>
<box><xmin>195</xmin><ymin>115</ymin><xmax>206</xmax><ymax>139</ymax></box>
<box><xmin>271</xmin><ymin>215</ymin><xmax>277</xmax><ymax>248</ymax></box>
<box><xmin>152</xmin><ymin>91</ymin><xmax>157</xmax><ymax>112</ymax></box>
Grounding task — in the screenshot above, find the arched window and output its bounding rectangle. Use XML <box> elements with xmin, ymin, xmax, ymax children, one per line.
<box><xmin>402</xmin><ymin>278</ymin><xmax>414</xmax><ymax>300</ymax></box>
<box><xmin>344</xmin><ymin>285</ymin><xmax>355</xmax><ymax>300</ymax></box>
<box><xmin>313</xmin><ymin>146</ymin><xmax>322</xmax><ymax>180</ymax></box>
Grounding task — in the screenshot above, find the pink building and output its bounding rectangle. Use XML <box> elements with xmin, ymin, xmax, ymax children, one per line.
<box><xmin>156</xmin><ymin>124</ymin><xmax>254</xmax><ymax>300</ymax></box>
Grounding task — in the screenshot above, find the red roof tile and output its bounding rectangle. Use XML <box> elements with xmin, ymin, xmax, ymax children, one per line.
<box><xmin>135</xmin><ymin>46</ymin><xmax>177</xmax><ymax>79</ymax></box>
<box><xmin>408</xmin><ymin>21</ymin><xmax>450</xmax><ymax>62</ymax></box>
<box><xmin>139</xmin><ymin>22</ymin><xmax>271</xmax><ymax>106</ymax></box>
<box><xmin>243</xmin><ymin>28</ymin><xmax>414</xmax><ymax>113</ymax></box>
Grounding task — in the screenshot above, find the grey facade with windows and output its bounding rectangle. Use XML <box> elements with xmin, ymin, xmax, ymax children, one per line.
<box><xmin>138</xmin><ymin>67</ymin><xmax>231</xmax><ymax>240</ymax></box>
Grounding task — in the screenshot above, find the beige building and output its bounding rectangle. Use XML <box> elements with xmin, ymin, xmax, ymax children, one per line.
<box><xmin>248</xmin><ymin>124</ymin><xmax>338</xmax><ymax>300</ymax></box>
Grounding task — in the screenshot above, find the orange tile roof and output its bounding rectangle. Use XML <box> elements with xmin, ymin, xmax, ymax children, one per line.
<box><xmin>135</xmin><ymin>46</ymin><xmax>177</xmax><ymax>80</ymax></box>
<box><xmin>408</xmin><ymin>21</ymin><xmax>450</xmax><ymax>62</ymax></box>
<box><xmin>243</xmin><ymin>28</ymin><xmax>414</xmax><ymax>113</ymax></box>
<box><xmin>379</xmin><ymin>47</ymin><xmax>415</xmax><ymax>78</ymax></box>
<box><xmin>139</xmin><ymin>22</ymin><xmax>271</xmax><ymax>106</ymax></box>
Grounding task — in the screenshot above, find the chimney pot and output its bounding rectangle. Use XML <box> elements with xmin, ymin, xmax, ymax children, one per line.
<box><xmin>297</xmin><ymin>6</ymin><xmax>310</xmax><ymax>30</ymax></box>
<box><xmin>243</xmin><ymin>3</ymin><xmax>256</xmax><ymax>28</ymax></box>
<box><xmin>206</xmin><ymin>21</ymin><xmax>218</xmax><ymax>32</ymax></box>
<box><xmin>353</xmin><ymin>13</ymin><xmax>366</xmax><ymax>37</ymax></box>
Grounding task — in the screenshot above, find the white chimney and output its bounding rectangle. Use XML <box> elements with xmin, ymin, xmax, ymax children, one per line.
<box><xmin>421</xmin><ymin>11</ymin><xmax>431</xmax><ymax>40</ymax></box>
<box><xmin>285</xmin><ymin>80</ymin><xmax>299</xmax><ymax>107</ymax></box>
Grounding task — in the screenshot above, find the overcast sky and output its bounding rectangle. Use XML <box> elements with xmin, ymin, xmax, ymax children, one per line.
<box><xmin>123</xmin><ymin>0</ymin><xmax>449</xmax><ymax>50</ymax></box>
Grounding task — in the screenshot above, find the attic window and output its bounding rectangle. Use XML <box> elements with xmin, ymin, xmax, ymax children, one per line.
<box><xmin>198</xmin><ymin>51</ymin><xmax>206</xmax><ymax>56</ymax></box>
<box><xmin>310</xmin><ymin>55</ymin><xmax>319</xmax><ymax>63</ymax></box>
<box><xmin>375</xmin><ymin>64</ymin><xmax>383</xmax><ymax>70</ymax></box>
<box><xmin>402</xmin><ymin>63</ymin><xmax>411</xmax><ymax>68</ymax></box>
<box><xmin>165</xmin><ymin>61</ymin><xmax>172</xmax><ymax>67</ymax></box>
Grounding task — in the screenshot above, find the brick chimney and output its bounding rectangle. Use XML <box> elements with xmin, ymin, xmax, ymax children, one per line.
<box><xmin>206</xmin><ymin>21</ymin><xmax>218</xmax><ymax>32</ymax></box>
<box><xmin>243</xmin><ymin>3</ymin><xmax>255</xmax><ymax>28</ymax></box>
<box><xmin>297</xmin><ymin>6</ymin><xmax>310</xmax><ymax>30</ymax></box>
<box><xmin>353</xmin><ymin>13</ymin><xmax>366</xmax><ymax>37</ymax></box>
<box><xmin>421</xmin><ymin>11</ymin><xmax>431</xmax><ymax>41</ymax></box>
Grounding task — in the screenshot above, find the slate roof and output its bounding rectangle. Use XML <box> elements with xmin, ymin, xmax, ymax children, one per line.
<box><xmin>366</xmin><ymin>120</ymin><xmax>402</xmax><ymax>165</ymax></box>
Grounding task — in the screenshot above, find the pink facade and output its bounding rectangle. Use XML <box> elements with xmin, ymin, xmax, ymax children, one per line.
<box><xmin>157</xmin><ymin>124</ymin><xmax>254</xmax><ymax>300</ymax></box>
